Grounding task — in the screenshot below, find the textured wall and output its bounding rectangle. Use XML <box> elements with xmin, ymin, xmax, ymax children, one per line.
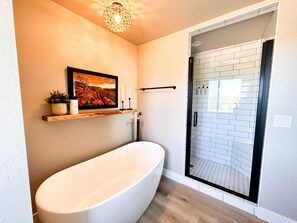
<box><xmin>137</xmin><ymin>30</ymin><xmax>189</xmax><ymax>174</ymax></box>
<box><xmin>13</xmin><ymin>0</ymin><xmax>137</xmax><ymax>213</ymax></box>
<box><xmin>0</xmin><ymin>0</ymin><xmax>32</xmax><ymax>222</ymax></box>
<box><xmin>138</xmin><ymin>0</ymin><xmax>297</xmax><ymax>221</ymax></box>
<box><xmin>259</xmin><ymin>0</ymin><xmax>297</xmax><ymax>220</ymax></box>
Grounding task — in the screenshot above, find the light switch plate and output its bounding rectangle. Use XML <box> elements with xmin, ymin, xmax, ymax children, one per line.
<box><xmin>273</xmin><ymin>115</ymin><xmax>293</xmax><ymax>128</ymax></box>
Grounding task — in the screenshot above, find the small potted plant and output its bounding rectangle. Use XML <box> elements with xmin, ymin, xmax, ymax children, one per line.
<box><xmin>45</xmin><ymin>90</ymin><xmax>69</xmax><ymax>115</ymax></box>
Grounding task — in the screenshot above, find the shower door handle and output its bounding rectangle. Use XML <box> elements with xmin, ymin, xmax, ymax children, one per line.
<box><xmin>193</xmin><ymin>112</ymin><xmax>198</xmax><ymax>127</ymax></box>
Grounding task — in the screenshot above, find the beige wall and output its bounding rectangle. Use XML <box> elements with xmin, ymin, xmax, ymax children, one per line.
<box><xmin>258</xmin><ymin>0</ymin><xmax>297</xmax><ymax>220</ymax></box>
<box><xmin>137</xmin><ymin>30</ymin><xmax>189</xmax><ymax>174</ymax></box>
<box><xmin>0</xmin><ymin>0</ymin><xmax>32</xmax><ymax>222</ymax></box>
<box><xmin>138</xmin><ymin>0</ymin><xmax>297</xmax><ymax>221</ymax></box>
<box><xmin>13</xmin><ymin>0</ymin><xmax>137</xmax><ymax>211</ymax></box>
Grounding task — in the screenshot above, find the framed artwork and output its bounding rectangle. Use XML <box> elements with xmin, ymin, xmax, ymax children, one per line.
<box><xmin>67</xmin><ymin>66</ymin><xmax>118</xmax><ymax>110</ymax></box>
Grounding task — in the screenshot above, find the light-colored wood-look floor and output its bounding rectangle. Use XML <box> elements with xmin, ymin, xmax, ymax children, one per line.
<box><xmin>137</xmin><ymin>177</ymin><xmax>265</xmax><ymax>223</ymax></box>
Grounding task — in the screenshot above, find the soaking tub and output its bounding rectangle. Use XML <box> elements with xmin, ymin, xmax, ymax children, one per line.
<box><xmin>36</xmin><ymin>141</ymin><xmax>165</xmax><ymax>223</ymax></box>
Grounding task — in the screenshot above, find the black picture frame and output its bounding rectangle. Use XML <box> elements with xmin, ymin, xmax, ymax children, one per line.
<box><xmin>67</xmin><ymin>66</ymin><xmax>118</xmax><ymax>110</ymax></box>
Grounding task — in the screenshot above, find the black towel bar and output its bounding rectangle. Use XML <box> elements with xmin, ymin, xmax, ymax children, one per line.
<box><xmin>139</xmin><ymin>86</ymin><xmax>176</xmax><ymax>91</ymax></box>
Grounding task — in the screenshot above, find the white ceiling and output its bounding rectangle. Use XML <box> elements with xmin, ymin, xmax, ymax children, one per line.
<box><xmin>51</xmin><ymin>0</ymin><xmax>265</xmax><ymax>45</ymax></box>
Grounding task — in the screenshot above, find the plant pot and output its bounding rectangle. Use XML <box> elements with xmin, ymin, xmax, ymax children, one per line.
<box><xmin>51</xmin><ymin>103</ymin><xmax>67</xmax><ymax>115</ymax></box>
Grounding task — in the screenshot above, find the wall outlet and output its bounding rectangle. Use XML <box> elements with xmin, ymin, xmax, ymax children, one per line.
<box><xmin>273</xmin><ymin>115</ymin><xmax>293</xmax><ymax>128</ymax></box>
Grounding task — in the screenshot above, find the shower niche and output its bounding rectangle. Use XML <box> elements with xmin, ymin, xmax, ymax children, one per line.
<box><xmin>186</xmin><ymin>7</ymin><xmax>277</xmax><ymax>202</ymax></box>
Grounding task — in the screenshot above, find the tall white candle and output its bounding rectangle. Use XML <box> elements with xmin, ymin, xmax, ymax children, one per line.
<box><xmin>121</xmin><ymin>86</ymin><xmax>124</xmax><ymax>101</ymax></box>
<box><xmin>122</xmin><ymin>86</ymin><xmax>126</xmax><ymax>101</ymax></box>
<box><xmin>128</xmin><ymin>84</ymin><xmax>131</xmax><ymax>98</ymax></box>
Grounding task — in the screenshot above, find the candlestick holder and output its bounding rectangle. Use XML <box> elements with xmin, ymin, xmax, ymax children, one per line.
<box><xmin>119</xmin><ymin>100</ymin><xmax>126</xmax><ymax>111</ymax></box>
<box><xmin>127</xmin><ymin>97</ymin><xmax>133</xmax><ymax>110</ymax></box>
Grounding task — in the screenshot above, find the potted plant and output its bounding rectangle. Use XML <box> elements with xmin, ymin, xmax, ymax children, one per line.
<box><xmin>45</xmin><ymin>90</ymin><xmax>69</xmax><ymax>115</ymax></box>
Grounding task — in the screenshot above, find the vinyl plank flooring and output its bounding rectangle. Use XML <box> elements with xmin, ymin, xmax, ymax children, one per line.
<box><xmin>138</xmin><ymin>177</ymin><xmax>266</xmax><ymax>223</ymax></box>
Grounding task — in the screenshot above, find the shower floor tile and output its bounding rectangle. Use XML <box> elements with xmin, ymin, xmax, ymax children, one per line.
<box><xmin>190</xmin><ymin>155</ymin><xmax>250</xmax><ymax>196</ymax></box>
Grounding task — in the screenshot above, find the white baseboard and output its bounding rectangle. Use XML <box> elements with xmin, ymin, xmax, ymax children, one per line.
<box><xmin>162</xmin><ymin>168</ymin><xmax>297</xmax><ymax>223</ymax></box>
<box><xmin>162</xmin><ymin>168</ymin><xmax>183</xmax><ymax>182</ymax></box>
<box><xmin>255</xmin><ymin>207</ymin><xmax>297</xmax><ymax>223</ymax></box>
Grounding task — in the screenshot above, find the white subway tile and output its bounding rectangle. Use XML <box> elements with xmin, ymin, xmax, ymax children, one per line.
<box><xmin>210</xmin><ymin>147</ymin><xmax>228</xmax><ymax>155</ymax></box>
<box><xmin>237</xmin><ymin>104</ymin><xmax>257</xmax><ymax>110</ymax></box>
<box><xmin>198</xmin><ymin>117</ymin><xmax>212</xmax><ymax>123</ymax></box>
<box><xmin>204</xmin><ymin>72</ymin><xmax>220</xmax><ymax>78</ymax></box>
<box><xmin>233</xmin><ymin>109</ymin><xmax>251</xmax><ymax>115</ymax></box>
<box><xmin>215</xmin><ymin>153</ymin><xmax>231</xmax><ymax>161</ymax></box>
<box><xmin>217</xmin><ymin>124</ymin><xmax>235</xmax><ymax>130</ymax></box>
<box><xmin>241</xmin><ymin>152</ymin><xmax>253</xmax><ymax>162</ymax></box>
<box><xmin>212</xmin><ymin>118</ymin><xmax>229</xmax><ymax>124</ymax></box>
<box><xmin>241</xmin><ymin>86</ymin><xmax>254</xmax><ymax>93</ymax></box>
<box><xmin>215</xmin><ymin>65</ymin><xmax>233</xmax><ymax>72</ymax></box>
<box><xmin>231</xmin><ymin>159</ymin><xmax>241</xmax><ymax>167</ymax></box>
<box><xmin>202</xmin><ymin>113</ymin><xmax>218</xmax><ymax>118</ymax></box>
<box><xmin>200</xmin><ymin>67</ymin><xmax>215</xmax><ymax>74</ymax></box>
<box><xmin>212</xmin><ymin>128</ymin><xmax>228</xmax><ymax>134</ymax></box>
<box><xmin>200</xmin><ymin>57</ymin><xmax>216</xmax><ymax>64</ymax></box>
<box><xmin>216</xmin><ymin>53</ymin><xmax>234</xmax><ymax>62</ymax></box>
<box><xmin>235</xmin><ymin>49</ymin><xmax>257</xmax><ymax>58</ymax></box>
<box><xmin>234</xmin><ymin>137</ymin><xmax>253</xmax><ymax>144</ymax></box>
<box><xmin>255</xmin><ymin>61</ymin><xmax>261</xmax><ymax>67</ymax></box>
<box><xmin>221</xmin><ymin>46</ymin><xmax>241</xmax><ymax>55</ymax></box>
<box><xmin>198</xmin><ymin>154</ymin><xmax>210</xmax><ymax>160</ymax></box>
<box><xmin>238</xmin><ymin>74</ymin><xmax>254</xmax><ymax>80</ymax></box>
<box><xmin>236</xmin><ymin>114</ymin><xmax>256</xmax><ymax>121</ymax></box>
<box><xmin>238</xmin><ymin>98</ymin><xmax>252</xmax><ymax>104</ymax></box>
<box><xmin>209</xmin><ymin>157</ymin><xmax>228</xmax><ymax>165</ymax></box>
<box><xmin>234</xmin><ymin>62</ymin><xmax>255</xmax><ymax>70</ymax></box>
<box><xmin>240</xmin><ymin>41</ymin><xmax>261</xmax><ymax>51</ymax></box>
<box><xmin>241</xmin><ymin>92</ymin><xmax>258</xmax><ymax>98</ymax></box>
<box><xmin>211</xmin><ymin>138</ymin><xmax>228</xmax><ymax>145</ymax></box>
<box><xmin>204</xmin><ymin>50</ymin><xmax>222</xmax><ymax>58</ymax></box>
<box><xmin>230</xmin><ymin>120</ymin><xmax>250</xmax><ymax>127</ymax></box>
<box><xmin>240</xmin><ymin>55</ymin><xmax>261</xmax><ymax>63</ymax></box>
<box><xmin>220</xmin><ymin>58</ymin><xmax>240</xmax><ymax>66</ymax></box>
<box><xmin>194</xmin><ymin>64</ymin><xmax>204</xmax><ymax>70</ymax></box>
<box><xmin>197</xmin><ymin>126</ymin><xmax>212</xmax><ymax>133</ymax></box>
<box><xmin>216</xmin><ymin>144</ymin><xmax>232</xmax><ymax>151</ymax></box>
<box><xmin>256</xmin><ymin>48</ymin><xmax>262</xmax><ymax>54</ymax></box>
<box><xmin>200</xmin><ymin>150</ymin><xmax>215</xmax><ymax>157</ymax></box>
<box><xmin>216</xmin><ymin>134</ymin><xmax>234</xmax><ymax>141</ymax></box>
<box><xmin>239</xmin><ymin>67</ymin><xmax>259</xmax><ymax>75</ymax></box>
<box><xmin>200</xmin><ymin>141</ymin><xmax>216</xmax><ymax>147</ymax></box>
<box><xmin>242</xmin><ymin>80</ymin><xmax>259</xmax><ymax>86</ymax></box>
<box><xmin>229</xmin><ymin>131</ymin><xmax>249</xmax><ymax>138</ymax></box>
<box><xmin>235</xmin><ymin>126</ymin><xmax>255</xmax><ymax>134</ymax></box>
<box><xmin>195</xmin><ymin>53</ymin><xmax>205</xmax><ymax>59</ymax></box>
<box><xmin>220</xmin><ymin>70</ymin><xmax>239</xmax><ymax>77</ymax></box>
<box><xmin>201</xmin><ymin>131</ymin><xmax>216</xmax><ymax>138</ymax></box>
<box><xmin>217</xmin><ymin>114</ymin><xmax>236</xmax><ymax>120</ymax></box>
<box><xmin>203</xmin><ymin>61</ymin><xmax>220</xmax><ymax>68</ymax></box>
<box><xmin>252</xmin><ymin>86</ymin><xmax>259</xmax><ymax>92</ymax></box>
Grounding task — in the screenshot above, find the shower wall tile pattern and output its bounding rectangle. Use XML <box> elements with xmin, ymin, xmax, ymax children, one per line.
<box><xmin>191</xmin><ymin>40</ymin><xmax>262</xmax><ymax>177</ymax></box>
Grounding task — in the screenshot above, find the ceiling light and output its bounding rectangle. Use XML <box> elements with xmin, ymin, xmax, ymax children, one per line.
<box><xmin>192</xmin><ymin>41</ymin><xmax>202</xmax><ymax>47</ymax></box>
<box><xmin>103</xmin><ymin>1</ymin><xmax>132</xmax><ymax>33</ymax></box>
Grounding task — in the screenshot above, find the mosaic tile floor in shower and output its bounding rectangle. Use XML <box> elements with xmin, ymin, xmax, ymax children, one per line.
<box><xmin>190</xmin><ymin>156</ymin><xmax>250</xmax><ymax>196</ymax></box>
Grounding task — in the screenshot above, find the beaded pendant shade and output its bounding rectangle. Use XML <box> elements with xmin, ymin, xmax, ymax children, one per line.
<box><xmin>103</xmin><ymin>1</ymin><xmax>132</xmax><ymax>33</ymax></box>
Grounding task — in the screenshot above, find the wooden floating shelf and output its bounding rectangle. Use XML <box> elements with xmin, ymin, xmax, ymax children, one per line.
<box><xmin>42</xmin><ymin>109</ymin><xmax>137</xmax><ymax>122</ymax></box>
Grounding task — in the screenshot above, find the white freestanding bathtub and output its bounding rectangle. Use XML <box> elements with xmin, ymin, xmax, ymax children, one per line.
<box><xmin>36</xmin><ymin>141</ymin><xmax>165</xmax><ymax>223</ymax></box>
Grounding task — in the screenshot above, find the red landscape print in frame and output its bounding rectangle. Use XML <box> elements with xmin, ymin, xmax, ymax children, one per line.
<box><xmin>67</xmin><ymin>67</ymin><xmax>118</xmax><ymax>109</ymax></box>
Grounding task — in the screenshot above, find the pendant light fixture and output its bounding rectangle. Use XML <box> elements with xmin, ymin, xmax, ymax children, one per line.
<box><xmin>103</xmin><ymin>0</ymin><xmax>132</xmax><ymax>33</ymax></box>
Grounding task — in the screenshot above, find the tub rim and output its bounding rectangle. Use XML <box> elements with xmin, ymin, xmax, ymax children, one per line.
<box><xmin>36</xmin><ymin>141</ymin><xmax>165</xmax><ymax>215</ymax></box>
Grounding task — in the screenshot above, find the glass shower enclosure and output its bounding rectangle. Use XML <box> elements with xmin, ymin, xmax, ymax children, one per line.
<box><xmin>186</xmin><ymin>39</ymin><xmax>273</xmax><ymax>202</ymax></box>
